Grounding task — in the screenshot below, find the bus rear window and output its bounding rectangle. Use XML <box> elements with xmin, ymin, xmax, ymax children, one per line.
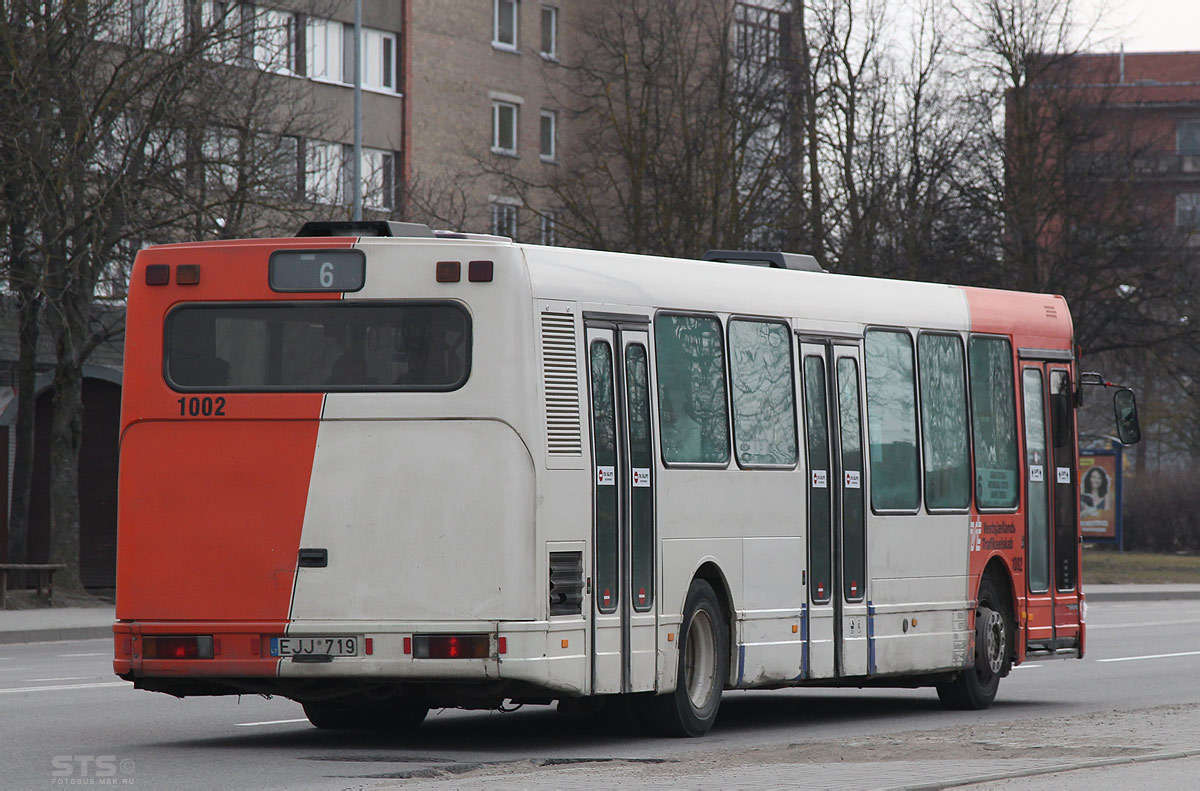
<box><xmin>165</xmin><ymin>302</ymin><xmax>471</xmax><ymax>391</ymax></box>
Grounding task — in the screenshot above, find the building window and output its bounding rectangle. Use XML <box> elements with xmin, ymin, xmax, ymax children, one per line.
<box><xmin>307</xmin><ymin>17</ymin><xmax>343</xmax><ymax>81</ymax></box>
<box><xmin>540</xmin><ymin>110</ymin><xmax>556</xmax><ymax>160</ymax></box>
<box><xmin>494</xmin><ymin>0</ymin><xmax>518</xmax><ymax>50</ymax></box>
<box><xmin>306</xmin><ymin>140</ymin><xmax>344</xmax><ymax>204</ymax></box>
<box><xmin>1178</xmin><ymin>120</ymin><xmax>1200</xmax><ymax>156</ymax></box>
<box><xmin>492</xmin><ymin>202</ymin><xmax>519</xmax><ymax>238</ymax></box>
<box><xmin>360</xmin><ymin>28</ymin><xmax>398</xmax><ymax>91</ymax></box>
<box><xmin>540</xmin><ymin>5</ymin><xmax>557</xmax><ymax>58</ymax></box>
<box><xmin>735</xmin><ymin>2</ymin><xmax>784</xmax><ymax>65</ymax></box>
<box><xmin>356</xmin><ymin>147</ymin><xmax>396</xmax><ymax>210</ymax></box>
<box><xmin>540</xmin><ymin>210</ymin><xmax>557</xmax><ymax>245</ymax></box>
<box><xmin>1177</xmin><ymin>193</ymin><xmax>1200</xmax><ymax>230</ymax></box>
<box><xmin>250</xmin><ymin>6</ymin><xmax>296</xmax><ymax>75</ymax></box>
<box><xmin>492</xmin><ymin>101</ymin><xmax>518</xmax><ymax>155</ymax></box>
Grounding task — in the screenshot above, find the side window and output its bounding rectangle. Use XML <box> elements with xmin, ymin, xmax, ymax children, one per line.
<box><xmin>626</xmin><ymin>344</ymin><xmax>654</xmax><ymax>612</ymax></box>
<box><xmin>654</xmin><ymin>314</ymin><xmax>730</xmax><ymax>465</ymax></box>
<box><xmin>804</xmin><ymin>355</ymin><xmax>833</xmax><ymax>604</ymax></box>
<box><xmin>917</xmin><ymin>333</ymin><xmax>971</xmax><ymax>509</ymax></box>
<box><xmin>589</xmin><ymin>340</ymin><xmax>618</xmax><ymax>614</ymax></box>
<box><xmin>728</xmin><ymin>319</ymin><xmax>797</xmax><ymax>466</ymax></box>
<box><xmin>968</xmin><ymin>336</ymin><xmax>1019</xmax><ymax>509</ymax></box>
<box><xmin>864</xmin><ymin>329</ymin><xmax>919</xmax><ymax>511</ymax></box>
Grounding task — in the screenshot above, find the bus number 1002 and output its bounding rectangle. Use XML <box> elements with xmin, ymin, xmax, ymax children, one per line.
<box><xmin>177</xmin><ymin>396</ymin><xmax>226</xmax><ymax>417</ymax></box>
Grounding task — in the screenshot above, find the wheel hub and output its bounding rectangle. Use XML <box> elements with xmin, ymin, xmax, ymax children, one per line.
<box><xmin>976</xmin><ymin>606</ymin><xmax>1006</xmax><ymax>676</ymax></box>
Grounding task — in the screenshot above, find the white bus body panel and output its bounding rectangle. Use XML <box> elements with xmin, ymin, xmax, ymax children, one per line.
<box><xmin>288</xmin><ymin>418</ymin><xmax>537</xmax><ymax>622</ymax></box>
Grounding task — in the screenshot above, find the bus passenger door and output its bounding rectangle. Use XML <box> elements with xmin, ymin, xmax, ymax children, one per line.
<box><xmin>800</xmin><ymin>341</ymin><xmax>869</xmax><ymax>679</ymax></box>
<box><xmin>1021</xmin><ymin>364</ymin><xmax>1054</xmax><ymax>650</ymax></box>
<box><xmin>585</xmin><ymin>324</ymin><xmax>657</xmax><ymax>696</ymax></box>
<box><xmin>1047</xmin><ymin>366</ymin><xmax>1081</xmax><ymax>648</ymax></box>
<box><xmin>1020</xmin><ymin>361</ymin><xmax>1081</xmax><ymax>653</ymax></box>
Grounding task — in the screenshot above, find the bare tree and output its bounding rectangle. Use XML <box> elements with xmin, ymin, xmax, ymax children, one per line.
<box><xmin>457</xmin><ymin>0</ymin><xmax>804</xmax><ymax>258</ymax></box>
<box><xmin>0</xmin><ymin>0</ymin><xmax>330</xmax><ymax>588</ymax></box>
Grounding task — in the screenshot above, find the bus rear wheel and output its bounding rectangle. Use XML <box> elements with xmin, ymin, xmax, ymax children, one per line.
<box><xmin>643</xmin><ymin>579</ymin><xmax>727</xmax><ymax>737</ymax></box>
<box><xmin>303</xmin><ymin>700</ymin><xmax>428</xmax><ymax>731</ymax></box>
<box><xmin>937</xmin><ymin>575</ymin><xmax>1011</xmax><ymax>710</ymax></box>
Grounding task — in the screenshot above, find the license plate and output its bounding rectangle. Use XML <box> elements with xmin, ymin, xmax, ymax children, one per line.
<box><xmin>270</xmin><ymin>636</ymin><xmax>359</xmax><ymax>657</ymax></box>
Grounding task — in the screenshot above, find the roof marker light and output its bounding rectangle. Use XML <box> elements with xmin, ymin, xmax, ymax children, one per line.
<box><xmin>145</xmin><ymin>264</ymin><xmax>170</xmax><ymax>285</ymax></box>
<box><xmin>436</xmin><ymin>261</ymin><xmax>461</xmax><ymax>282</ymax></box>
<box><xmin>468</xmin><ymin>260</ymin><xmax>493</xmax><ymax>282</ymax></box>
<box><xmin>176</xmin><ymin>264</ymin><xmax>200</xmax><ymax>285</ymax></box>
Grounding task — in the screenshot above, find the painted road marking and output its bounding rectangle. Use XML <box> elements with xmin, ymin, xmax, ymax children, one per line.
<box><xmin>28</xmin><ymin>676</ymin><xmax>91</xmax><ymax>682</ymax></box>
<box><xmin>0</xmin><ymin>681</ymin><xmax>126</xmax><ymax>695</ymax></box>
<box><xmin>1096</xmin><ymin>650</ymin><xmax>1200</xmax><ymax>664</ymax></box>
<box><xmin>57</xmin><ymin>652</ymin><xmax>108</xmax><ymax>658</ymax></box>
<box><xmin>235</xmin><ymin>718</ymin><xmax>309</xmax><ymax>727</ymax></box>
<box><xmin>1013</xmin><ymin>663</ymin><xmax>1042</xmax><ymax>669</ymax></box>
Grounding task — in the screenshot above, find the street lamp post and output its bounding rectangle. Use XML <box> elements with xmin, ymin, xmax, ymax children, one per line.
<box><xmin>352</xmin><ymin>0</ymin><xmax>363</xmax><ymax>220</ymax></box>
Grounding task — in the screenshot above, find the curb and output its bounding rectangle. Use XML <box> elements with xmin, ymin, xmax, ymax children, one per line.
<box><xmin>0</xmin><ymin>626</ymin><xmax>112</xmax><ymax>645</ymax></box>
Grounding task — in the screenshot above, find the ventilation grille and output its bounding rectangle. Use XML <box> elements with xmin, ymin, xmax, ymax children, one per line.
<box><xmin>541</xmin><ymin>311</ymin><xmax>583</xmax><ymax>456</ymax></box>
<box><xmin>549</xmin><ymin>551</ymin><xmax>584</xmax><ymax>616</ymax></box>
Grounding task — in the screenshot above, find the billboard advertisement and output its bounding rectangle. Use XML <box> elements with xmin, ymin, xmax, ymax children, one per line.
<box><xmin>1080</xmin><ymin>451</ymin><xmax>1120</xmax><ymax>542</ymax></box>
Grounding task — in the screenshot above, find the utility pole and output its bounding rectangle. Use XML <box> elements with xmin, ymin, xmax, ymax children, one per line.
<box><xmin>352</xmin><ymin>0</ymin><xmax>363</xmax><ymax>220</ymax></box>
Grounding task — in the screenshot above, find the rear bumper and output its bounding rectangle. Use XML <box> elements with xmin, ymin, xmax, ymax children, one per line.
<box><xmin>114</xmin><ymin>618</ymin><xmax>588</xmax><ymax>698</ymax></box>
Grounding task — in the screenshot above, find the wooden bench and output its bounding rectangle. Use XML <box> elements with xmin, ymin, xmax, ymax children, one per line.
<box><xmin>0</xmin><ymin>564</ymin><xmax>67</xmax><ymax>608</ymax></box>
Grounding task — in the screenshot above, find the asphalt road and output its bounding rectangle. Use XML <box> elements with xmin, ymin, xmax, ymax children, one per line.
<box><xmin>3</xmin><ymin>599</ymin><xmax>1200</xmax><ymax>790</ymax></box>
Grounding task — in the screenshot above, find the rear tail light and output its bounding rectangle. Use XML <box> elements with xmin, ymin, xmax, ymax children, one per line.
<box><xmin>412</xmin><ymin>634</ymin><xmax>490</xmax><ymax>659</ymax></box>
<box><xmin>142</xmin><ymin>635</ymin><xmax>214</xmax><ymax>659</ymax></box>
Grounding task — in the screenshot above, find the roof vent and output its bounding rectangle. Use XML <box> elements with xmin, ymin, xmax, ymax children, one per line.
<box><xmin>702</xmin><ymin>249</ymin><xmax>826</xmax><ymax>272</ymax></box>
<box><xmin>296</xmin><ymin>220</ymin><xmax>435</xmax><ymax>238</ymax></box>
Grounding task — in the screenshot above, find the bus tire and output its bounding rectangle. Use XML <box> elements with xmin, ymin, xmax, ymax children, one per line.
<box><xmin>644</xmin><ymin>579</ymin><xmax>727</xmax><ymax>737</ymax></box>
<box><xmin>936</xmin><ymin>575</ymin><xmax>1011</xmax><ymax>710</ymax></box>
<box><xmin>303</xmin><ymin>701</ymin><xmax>428</xmax><ymax>731</ymax></box>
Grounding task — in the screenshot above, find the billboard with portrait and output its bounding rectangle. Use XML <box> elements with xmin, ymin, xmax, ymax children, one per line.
<box><xmin>1079</xmin><ymin>452</ymin><xmax>1119</xmax><ymax>540</ymax></box>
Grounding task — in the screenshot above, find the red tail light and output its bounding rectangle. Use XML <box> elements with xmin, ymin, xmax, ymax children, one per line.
<box><xmin>142</xmin><ymin>635</ymin><xmax>214</xmax><ymax>659</ymax></box>
<box><xmin>412</xmin><ymin>634</ymin><xmax>490</xmax><ymax>659</ymax></box>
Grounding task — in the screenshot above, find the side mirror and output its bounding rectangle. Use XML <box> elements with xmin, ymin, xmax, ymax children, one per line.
<box><xmin>1114</xmin><ymin>388</ymin><xmax>1141</xmax><ymax>445</ymax></box>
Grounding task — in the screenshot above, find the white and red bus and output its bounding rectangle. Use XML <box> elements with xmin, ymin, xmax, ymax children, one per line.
<box><xmin>113</xmin><ymin>221</ymin><xmax>1139</xmax><ymax>736</ymax></box>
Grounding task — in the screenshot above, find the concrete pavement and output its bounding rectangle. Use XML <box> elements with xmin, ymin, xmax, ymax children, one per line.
<box><xmin>0</xmin><ymin>583</ymin><xmax>1196</xmax><ymax>645</ymax></box>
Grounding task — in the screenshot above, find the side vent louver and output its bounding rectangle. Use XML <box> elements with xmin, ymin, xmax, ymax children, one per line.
<box><xmin>549</xmin><ymin>551</ymin><xmax>584</xmax><ymax>616</ymax></box>
<box><xmin>541</xmin><ymin>311</ymin><xmax>583</xmax><ymax>456</ymax></box>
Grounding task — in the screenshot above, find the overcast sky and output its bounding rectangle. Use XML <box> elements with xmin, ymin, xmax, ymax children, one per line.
<box><xmin>1078</xmin><ymin>0</ymin><xmax>1200</xmax><ymax>52</ymax></box>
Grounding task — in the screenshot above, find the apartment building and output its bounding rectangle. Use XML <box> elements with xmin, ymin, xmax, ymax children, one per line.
<box><xmin>1027</xmin><ymin>50</ymin><xmax>1200</xmax><ymax>240</ymax></box>
<box><xmin>406</xmin><ymin>0</ymin><xmax>573</xmax><ymax>242</ymax></box>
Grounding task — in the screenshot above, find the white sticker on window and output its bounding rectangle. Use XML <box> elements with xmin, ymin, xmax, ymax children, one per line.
<box><xmin>811</xmin><ymin>470</ymin><xmax>828</xmax><ymax>489</ymax></box>
<box><xmin>597</xmin><ymin>466</ymin><xmax>616</xmax><ymax>486</ymax></box>
<box><xmin>1056</xmin><ymin>467</ymin><xmax>1071</xmax><ymax>484</ymax></box>
<box><xmin>1030</xmin><ymin>465</ymin><xmax>1044</xmax><ymax>482</ymax></box>
<box><xmin>845</xmin><ymin>470</ymin><xmax>861</xmax><ymax>489</ymax></box>
<box><xmin>632</xmin><ymin>467</ymin><xmax>651</xmax><ymax>487</ymax></box>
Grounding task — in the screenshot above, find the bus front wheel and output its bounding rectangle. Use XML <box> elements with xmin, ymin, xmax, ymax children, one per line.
<box><xmin>937</xmin><ymin>575</ymin><xmax>1011</xmax><ymax>710</ymax></box>
<box><xmin>644</xmin><ymin>578</ymin><xmax>728</xmax><ymax>737</ymax></box>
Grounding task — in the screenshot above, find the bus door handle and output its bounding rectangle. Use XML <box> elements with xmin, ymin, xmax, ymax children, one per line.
<box><xmin>298</xmin><ymin>548</ymin><xmax>328</xmax><ymax>568</ymax></box>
